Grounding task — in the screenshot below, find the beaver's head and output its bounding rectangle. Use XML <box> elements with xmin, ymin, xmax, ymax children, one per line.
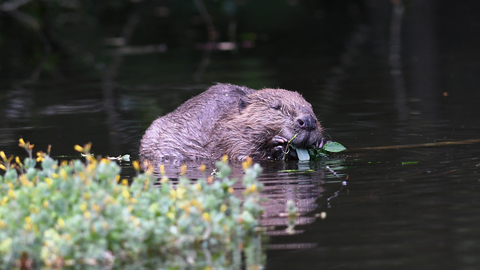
<box><xmin>241</xmin><ymin>88</ymin><xmax>324</xmax><ymax>149</ymax></box>
<box><xmin>211</xmin><ymin>88</ymin><xmax>324</xmax><ymax>160</ymax></box>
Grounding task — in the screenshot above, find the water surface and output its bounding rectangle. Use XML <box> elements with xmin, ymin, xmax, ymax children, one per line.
<box><xmin>1</xmin><ymin>1</ymin><xmax>480</xmax><ymax>269</ymax></box>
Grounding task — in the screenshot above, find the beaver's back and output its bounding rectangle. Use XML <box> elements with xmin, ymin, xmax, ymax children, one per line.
<box><xmin>139</xmin><ymin>83</ymin><xmax>255</xmax><ymax>162</ymax></box>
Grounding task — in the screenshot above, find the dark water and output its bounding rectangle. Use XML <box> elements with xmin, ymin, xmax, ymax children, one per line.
<box><xmin>1</xmin><ymin>1</ymin><xmax>480</xmax><ymax>269</ymax></box>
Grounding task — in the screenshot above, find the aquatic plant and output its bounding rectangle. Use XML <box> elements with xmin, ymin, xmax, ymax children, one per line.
<box><xmin>0</xmin><ymin>139</ymin><xmax>264</xmax><ymax>269</ymax></box>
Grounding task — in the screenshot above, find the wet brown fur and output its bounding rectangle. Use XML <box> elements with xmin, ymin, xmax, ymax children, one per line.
<box><xmin>139</xmin><ymin>83</ymin><xmax>323</xmax><ymax>162</ymax></box>
<box><xmin>208</xmin><ymin>89</ymin><xmax>323</xmax><ymax>160</ymax></box>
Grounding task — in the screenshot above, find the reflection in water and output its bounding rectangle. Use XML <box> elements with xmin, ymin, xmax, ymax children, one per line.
<box><xmin>405</xmin><ymin>0</ymin><xmax>439</xmax><ymax>121</ymax></box>
<box><xmin>389</xmin><ymin>1</ymin><xmax>409</xmax><ymax>122</ymax></box>
<box><xmin>260</xmin><ymin>161</ymin><xmax>324</xmax><ymax>234</ymax></box>
<box><xmin>150</xmin><ymin>159</ymin><xmax>344</xmax><ymax>251</ymax></box>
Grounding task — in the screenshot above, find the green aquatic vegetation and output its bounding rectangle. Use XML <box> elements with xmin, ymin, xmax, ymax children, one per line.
<box><xmin>284</xmin><ymin>133</ymin><xmax>346</xmax><ymax>161</ymax></box>
<box><xmin>285</xmin><ymin>200</ymin><xmax>297</xmax><ymax>235</ymax></box>
<box><xmin>401</xmin><ymin>161</ymin><xmax>419</xmax><ymax>165</ymax></box>
<box><xmin>306</xmin><ymin>141</ymin><xmax>347</xmax><ymax>160</ymax></box>
<box><xmin>0</xmin><ymin>140</ymin><xmax>265</xmax><ymax>269</ymax></box>
<box><xmin>322</xmin><ymin>142</ymin><xmax>347</xmax><ymax>153</ymax></box>
<box><xmin>282</xmin><ymin>134</ymin><xmax>298</xmax><ymax>160</ymax></box>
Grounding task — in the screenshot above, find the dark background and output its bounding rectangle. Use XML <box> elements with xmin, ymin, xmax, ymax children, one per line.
<box><xmin>1</xmin><ymin>1</ymin><xmax>480</xmax><ymax>269</ymax></box>
<box><xmin>1</xmin><ymin>0</ymin><xmax>479</xmax><ymax>157</ymax></box>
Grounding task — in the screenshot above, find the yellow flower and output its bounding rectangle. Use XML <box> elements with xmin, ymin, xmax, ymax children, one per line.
<box><xmin>132</xmin><ymin>161</ymin><xmax>140</xmax><ymax>171</ymax></box>
<box><xmin>74</xmin><ymin>145</ymin><xmax>83</xmax><ymax>152</ymax></box>
<box><xmin>51</xmin><ymin>173</ymin><xmax>59</xmax><ymax>179</ymax></box>
<box><xmin>221</xmin><ymin>155</ymin><xmax>228</xmax><ymax>163</ymax></box>
<box><xmin>1</xmin><ymin>196</ymin><xmax>8</xmax><ymax>206</ymax></box>
<box><xmin>159</xmin><ymin>164</ymin><xmax>165</xmax><ymax>175</ymax></box>
<box><xmin>246</xmin><ymin>184</ymin><xmax>256</xmax><ymax>193</ymax></box>
<box><xmin>42</xmin><ymin>200</ymin><xmax>49</xmax><ymax>208</ymax></box>
<box><xmin>242</xmin><ymin>156</ymin><xmax>253</xmax><ymax>170</ymax></box>
<box><xmin>80</xmin><ymin>203</ymin><xmax>87</xmax><ymax>212</ymax></box>
<box><xmin>36</xmin><ymin>152</ymin><xmax>45</xmax><ymax>162</ymax></box>
<box><xmin>0</xmin><ymin>220</ymin><xmax>6</xmax><ymax>228</ymax></box>
<box><xmin>161</xmin><ymin>176</ymin><xmax>169</xmax><ymax>183</ymax></box>
<box><xmin>145</xmin><ymin>164</ymin><xmax>154</xmax><ymax>175</ymax></box>
<box><xmin>44</xmin><ymin>178</ymin><xmax>53</xmax><ymax>186</ymax></box>
<box><xmin>84</xmin><ymin>142</ymin><xmax>92</xmax><ymax>153</ymax></box>
<box><xmin>220</xmin><ymin>205</ymin><xmax>227</xmax><ymax>212</ymax></box>
<box><xmin>0</xmin><ymin>164</ymin><xmax>5</xmax><ymax>171</ymax></box>
<box><xmin>84</xmin><ymin>155</ymin><xmax>94</xmax><ymax>164</ymax></box>
<box><xmin>130</xmin><ymin>198</ymin><xmax>138</xmax><ymax>204</ymax></box>
<box><xmin>18</xmin><ymin>138</ymin><xmax>26</xmax><ymax>147</ymax></box>
<box><xmin>0</xmin><ymin>151</ymin><xmax>5</xmax><ymax>161</ymax></box>
<box><xmin>121</xmin><ymin>179</ymin><xmax>129</xmax><ymax>186</ymax></box>
<box><xmin>203</xmin><ymin>212</ymin><xmax>210</xmax><ymax>221</ymax></box>
<box><xmin>84</xmin><ymin>211</ymin><xmax>91</xmax><ymax>219</ymax></box>
<box><xmin>25</xmin><ymin>216</ymin><xmax>32</xmax><ymax>223</ymax></box>
<box><xmin>122</xmin><ymin>189</ymin><xmax>130</xmax><ymax>199</ymax></box>
<box><xmin>195</xmin><ymin>183</ymin><xmax>202</xmax><ymax>191</ymax></box>
<box><xmin>60</xmin><ymin>169</ymin><xmax>68</xmax><ymax>180</ymax></box>
<box><xmin>57</xmin><ymin>218</ymin><xmax>65</xmax><ymax>228</ymax></box>
<box><xmin>176</xmin><ymin>187</ymin><xmax>186</xmax><ymax>199</ymax></box>
<box><xmin>180</xmin><ymin>164</ymin><xmax>187</xmax><ymax>175</ymax></box>
<box><xmin>7</xmin><ymin>190</ymin><xmax>14</xmax><ymax>199</ymax></box>
<box><xmin>166</xmin><ymin>212</ymin><xmax>175</xmax><ymax>220</ymax></box>
<box><xmin>115</xmin><ymin>175</ymin><xmax>120</xmax><ymax>183</ymax></box>
<box><xmin>83</xmin><ymin>193</ymin><xmax>90</xmax><ymax>200</ymax></box>
<box><xmin>228</xmin><ymin>187</ymin><xmax>234</xmax><ymax>194</ymax></box>
<box><xmin>169</xmin><ymin>189</ymin><xmax>176</xmax><ymax>198</ymax></box>
<box><xmin>15</xmin><ymin>156</ymin><xmax>21</xmax><ymax>166</ymax></box>
<box><xmin>198</xmin><ymin>164</ymin><xmax>206</xmax><ymax>172</ymax></box>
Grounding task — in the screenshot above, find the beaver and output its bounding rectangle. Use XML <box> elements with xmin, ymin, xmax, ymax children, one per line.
<box><xmin>139</xmin><ymin>83</ymin><xmax>324</xmax><ymax>162</ymax></box>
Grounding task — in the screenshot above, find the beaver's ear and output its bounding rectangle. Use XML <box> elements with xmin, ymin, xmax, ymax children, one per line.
<box><xmin>270</xmin><ymin>100</ymin><xmax>282</xmax><ymax>110</ymax></box>
<box><xmin>238</xmin><ymin>97</ymin><xmax>250</xmax><ymax>112</ymax></box>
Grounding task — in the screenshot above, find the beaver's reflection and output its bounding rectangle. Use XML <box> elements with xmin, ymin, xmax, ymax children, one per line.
<box><xmin>152</xmin><ymin>159</ymin><xmax>331</xmax><ymax>249</ymax></box>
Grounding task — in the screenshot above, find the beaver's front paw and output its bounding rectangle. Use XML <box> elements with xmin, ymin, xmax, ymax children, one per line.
<box><xmin>267</xmin><ymin>135</ymin><xmax>288</xmax><ymax>160</ymax></box>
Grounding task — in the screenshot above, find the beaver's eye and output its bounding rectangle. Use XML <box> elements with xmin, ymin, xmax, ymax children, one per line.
<box><xmin>270</xmin><ymin>100</ymin><xmax>282</xmax><ymax>110</ymax></box>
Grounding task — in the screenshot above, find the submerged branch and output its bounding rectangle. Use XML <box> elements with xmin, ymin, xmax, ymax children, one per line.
<box><xmin>351</xmin><ymin>139</ymin><xmax>480</xmax><ymax>151</ymax></box>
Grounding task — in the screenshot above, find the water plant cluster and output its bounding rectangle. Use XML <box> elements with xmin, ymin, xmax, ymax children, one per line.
<box><xmin>0</xmin><ymin>140</ymin><xmax>265</xmax><ymax>269</ymax></box>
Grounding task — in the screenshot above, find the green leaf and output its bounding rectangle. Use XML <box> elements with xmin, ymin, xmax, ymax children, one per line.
<box><xmin>401</xmin><ymin>161</ymin><xmax>419</xmax><ymax>165</ymax></box>
<box><xmin>322</xmin><ymin>142</ymin><xmax>346</xmax><ymax>153</ymax></box>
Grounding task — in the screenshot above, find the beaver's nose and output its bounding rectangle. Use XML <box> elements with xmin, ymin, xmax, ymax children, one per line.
<box><xmin>296</xmin><ymin>115</ymin><xmax>316</xmax><ymax>130</ymax></box>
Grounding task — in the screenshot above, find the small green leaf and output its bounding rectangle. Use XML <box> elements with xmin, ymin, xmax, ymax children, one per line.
<box><xmin>322</xmin><ymin>142</ymin><xmax>347</xmax><ymax>153</ymax></box>
<box><xmin>401</xmin><ymin>161</ymin><xmax>419</xmax><ymax>165</ymax></box>
<box><xmin>293</xmin><ymin>147</ymin><xmax>310</xmax><ymax>161</ymax></box>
